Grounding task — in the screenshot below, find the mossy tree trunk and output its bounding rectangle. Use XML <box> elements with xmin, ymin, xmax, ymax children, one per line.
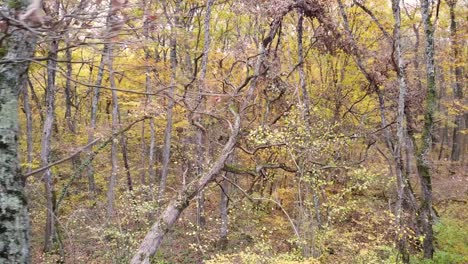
<box><xmin>417</xmin><ymin>0</ymin><xmax>436</xmax><ymax>259</ymax></box>
<box><xmin>0</xmin><ymin>2</ymin><xmax>37</xmax><ymax>263</ymax></box>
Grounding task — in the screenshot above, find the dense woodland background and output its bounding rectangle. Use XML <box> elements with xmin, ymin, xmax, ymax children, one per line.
<box><xmin>0</xmin><ymin>0</ymin><xmax>466</xmax><ymax>263</ymax></box>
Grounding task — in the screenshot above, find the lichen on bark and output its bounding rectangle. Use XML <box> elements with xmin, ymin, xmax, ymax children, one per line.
<box><xmin>0</xmin><ymin>2</ymin><xmax>37</xmax><ymax>262</ymax></box>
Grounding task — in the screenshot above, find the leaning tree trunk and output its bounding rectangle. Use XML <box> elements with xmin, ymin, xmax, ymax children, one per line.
<box><xmin>0</xmin><ymin>2</ymin><xmax>37</xmax><ymax>263</ymax></box>
<box><xmin>131</xmin><ymin>106</ymin><xmax>241</xmax><ymax>264</ymax></box>
<box><xmin>130</xmin><ymin>14</ymin><xmax>282</xmax><ymax>263</ymax></box>
<box><xmin>417</xmin><ymin>0</ymin><xmax>436</xmax><ymax>259</ymax></box>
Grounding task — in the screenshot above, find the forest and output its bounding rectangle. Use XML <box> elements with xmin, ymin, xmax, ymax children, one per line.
<box><xmin>0</xmin><ymin>0</ymin><xmax>466</xmax><ymax>263</ymax></box>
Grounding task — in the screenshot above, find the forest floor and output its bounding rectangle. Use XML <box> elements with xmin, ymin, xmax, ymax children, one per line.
<box><xmin>29</xmin><ymin>163</ymin><xmax>467</xmax><ymax>264</ymax></box>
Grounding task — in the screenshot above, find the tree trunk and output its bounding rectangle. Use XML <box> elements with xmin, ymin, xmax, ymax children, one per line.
<box><xmin>392</xmin><ymin>0</ymin><xmax>410</xmax><ymax>261</ymax></box>
<box><xmin>131</xmin><ymin>14</ymin><xmax>281</xmax><ymax>262</ymax></box>
<box><xmin>141</xmin><ymin>0</ymin><xmax>156</xmax><ymax>187</ymax></box>
<box><xmin>219</xmin><ymin>172</ymin><xmax>229</xmax><ymax>249</ymax></box>
<box><xmin>149</xmin><ymin>119</ymin><xmax>156</xmax><ymax>186</ymax></box>
<box><xmin>107</xmin><ymin>43</ymin><xmax>120</xmax><ymax>217</ymax></box>
<box><xmin>158</xmin><ymin>1</ymin><xmax>180</xmax><ymax>202</ymax></box>
<box><xmin>131</xmin><ymin>107</ymin><xmax>241</xmax><ymax>264</ymax></box>
<box><xmin>0</xmin><ymin>4</ymin><xmax>37</xmax><ymax>262</ymax></box>
<box><xmin>297</xmin><ymin>8</ymin><xmax>322</xmax><ymax>229</ymax></box>
<box><xmin>120</xmin><ymin>133</ymin><xmax>133</xmax><ymax>191</ymax></box>
<box><xmin>22</xmin><ymin>80</ymin><xmax>34</xmax><ymax>174</ymax></box>
<box><xmin>116</xmin><ymin>96</ymin><xmax>132</xmax><ymax>191</ymax></box>
<box><xmin>64</xmin><ymin>46</ymin><xmax>75</xmax><ymax>133</ymax></box>
<box><xmin>417</xmin><ymin>0</ymin><xmax>436</xmax><ymax>258</ymax></box>
<box><xmin>195</xmin><ymin>0</ymin><xmax>215</xmax><ymax>230</ymax></box>
<box><xmin>86</xmin><ymin>44</ymin><xmax>108</xmax><ymax>197</ymax></box>
<box><xmin>448</xmin><ymin>0</ymin><xmax>465</xmax><ymax>162</ymax></box>
<box><xmin>42</xmin><ymin>39</ymin><xmax>58</xmax><ymax>253</ymax></box>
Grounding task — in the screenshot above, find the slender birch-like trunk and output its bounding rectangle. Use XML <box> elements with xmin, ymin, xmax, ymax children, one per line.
<box><xmin>158</xmin><ymin>0</ymin><xmax>180</xmax><ymax>202</ymax></box>
<box><xmin>219</xmin><ymin>171</ymin><xmax>229</xmax><ymax>249</ymax></box>
<box><xmin>64</xmin><ymin>47</ymin><xmax>75</xmax><ymax>133</ymax></box>
<box><xmin>86</xmin><ymin>45</ymin><xmax>108</xmax><ymax>196</ymax></box>
<box><xmin>22</xmin><ymin>80</ymin><xmax>34</xmax><ymax>173</ymax></box>
<box><xmin>196</xmin><ymin>0</ymin><xmax>215</xmax><ymax>230</ymax></box>
<box><xmin>42</xmin><ymin>36</ymin><xmax>59</xmax><ymax>252</ymax></box>
<box><xmin>107</xmin><ymin>43</ymin><xmax>120</xmax><ymax>217</ymax></box>
<box><xmin>143</xmin><ymin>0</ymin><xmax>157</xmax><ymax>187</ymax></box>
<box><xmin>392</xmin><ymin>0</ymin><xmax>410</xmax><ymax>261</ymax></box>
<box><xmin>297</xmin><ymin>9</ymin><xmax>321</xmax><ymax>252</ymax></box>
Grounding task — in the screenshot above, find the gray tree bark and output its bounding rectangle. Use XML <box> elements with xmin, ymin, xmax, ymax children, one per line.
<box><xmin>0</xmin><ymin>3</ymin><xmax>37</xmax><ymax>262</ymax></box>
<box><xmin>64</xmin><ymin>46</ymin><xmax>75</xmax><ymax>133</ymax></box>
<box><xmin>158</xmin><ymin>0</ymin><xmax>180</xmax><ymax>202</ymax></box>
<box><xmin>196</xmin><ymin>0</ymin><xmax>215</xmax><ymax>230</ymax></box>
<box><xmin>447</xmin><ymin>0</ymin><xmax>465</xmax><ymax>162</ymax></box>
<box><xmin>392</xmin><ymin>0</ymin><xmax>410</xmax><ymax>262</ymax></box>
<box><xmin>42</xmin><ymin>38</ymin><xmax>58</xmax><ymax>253</ymax></box>
<box><xmin>297</xmin><ymin>8</ymin><xmax>322</xmax><ymax>246</ymax></box>
<box><xmin>22</xmin><ymin>81</ymin><xmax>33</xmax><ymax>174</ymax></box>
<box><xmin>219</xmin><ymin>171</ymin><xmax>229</xmax><ymax>249</ymax></box>
<box><xmin>86</xmin><ymin>45</ymin><xmax>108</xmax><ymax>197</ymax></box>
<box><xmin>417</xmin><ymin>0</ymin><xmax>436</xmax><ymax>258</ymax></box>
<box><xmin>141</xmin><ymin>0</ymin><xmax>155</xmax><ymax>186</ymax></box>
<box><xmin>107</xmin><ymin>43</ymin><xmax>119</xmax><ymax>217</ymax></box>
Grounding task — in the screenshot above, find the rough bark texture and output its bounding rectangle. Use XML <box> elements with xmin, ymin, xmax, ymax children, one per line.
<box><xmin>417</xmin><ymin>0</ymin><xmax>436</xmax><ymax>258</ymax></box>
<box><xmin>42</xmin><ymin>39</ymin><xmax>58</xmax><ymax>253</ymax></box>
<box><xmin>448</xmin><ymin>0</ymin><xmax>465</xmax><ymax>162</ymax></box>
<box><xmin>392</xmin><ymin>0</ymin><xmax>410</xmax><ymax>262</ymax></box>
<box><xmin>0</xmin><ymin>3</ymin><xmax>37</xmax><ymax>263</ymax></box>
<box><xmin>107</xmin><ymin>44</ymin><xmax>119</xmax><ymax>217</ymax></box>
